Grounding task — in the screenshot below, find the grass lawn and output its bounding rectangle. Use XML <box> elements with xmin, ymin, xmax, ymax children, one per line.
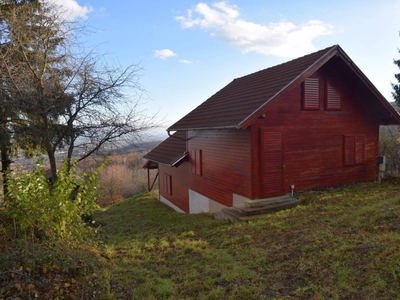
<box><xmin>92</xmin><ymin>181</ymin><xmax>400</xmax><ymax>299</ymax></box>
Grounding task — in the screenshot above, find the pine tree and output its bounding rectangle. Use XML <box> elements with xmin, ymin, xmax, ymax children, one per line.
<box><xmin>393</xmin><ymin>38</ymin><xmax>400</xmax><ymax>104</ymax></box>
<box><xmin>0</xmin><ymin>0</ymin><xmax>42</xmax><ymax>196</ymax></box>
<box><xmin>1</xmin><ymin>0</ymin><xmax>71</xmax><ymax>183</ymax></box>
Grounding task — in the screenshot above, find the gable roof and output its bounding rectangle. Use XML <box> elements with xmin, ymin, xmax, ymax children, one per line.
<box><xmin>143</xmin><ymin>131</ymin><xmax>187</xmax><ymax>167</ymax></box>
<box><xmin>169</xmin><ymin>45</ymin><xmax>400</xmax><ymax>131</ymax></box>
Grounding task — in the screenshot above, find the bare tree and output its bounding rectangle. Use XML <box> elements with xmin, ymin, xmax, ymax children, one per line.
<box><xmin>0</xmin><ymin>0</ymin><xmax>159</xmax><ymax>184</ymax></box>
<box><xmin>62</xmin><ymin>55</ymin><xmax>158</xmax><ymax>170</ymax></box>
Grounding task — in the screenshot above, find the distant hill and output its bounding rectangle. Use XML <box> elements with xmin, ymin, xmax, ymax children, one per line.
<box><xmin>107</xmin><ymin>140</ymin><xmax>161</xmax><ymax>155</ymax></box>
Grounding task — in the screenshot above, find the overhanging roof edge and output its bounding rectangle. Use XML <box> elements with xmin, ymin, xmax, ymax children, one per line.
<box><xmin>335</xmin><ymin>47</ymin><xmax>400</xmax><ymax>124</ymax></box>
<box><xmin>167</xmin><ymin>125</ymin><xmax>239</xmax><ymax>131</ymax></box>
<box><xmin>144</xmin><ymin>151</ymin><xmax>188</xmax><ymax>167</ymax></box>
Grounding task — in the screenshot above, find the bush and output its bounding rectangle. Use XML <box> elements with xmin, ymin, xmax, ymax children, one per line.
<box><xmin>0</xmin><ymin>160</ymin><xmax>104</xmax><ymax>299</ymax></box>
<box><xmin>0</xmin><ymin>160</ymin><xmax>101</xmax><ymax>246</ymax></box>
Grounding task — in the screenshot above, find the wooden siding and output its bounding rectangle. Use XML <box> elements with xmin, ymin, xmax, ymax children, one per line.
<box><xmin>260</xmin><ymin>129</ymin><xmax>284</xmax><ymax>197</ymax></box>
<box><xmin>187</xmin><ymin>129</ymin><xmax>252</xmax><ymax>207</ymax></box>
<box><xmin>158</xmin><ymin>129</ymin><xmax>252</xmax><ymax>211</ymax></box>
<box><xmin>159</xmin><ymin>163</ymin><xmax>190</xmax><ymax>212</ymax></box>
<box><xmin>251</xmin><ymin>63</ymin><xmax>380</xmax><ymax>198</ymax></box>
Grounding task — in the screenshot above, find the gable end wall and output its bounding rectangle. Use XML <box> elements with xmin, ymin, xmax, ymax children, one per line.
<box><xmin>251</xmin><ymin>66</ymin><xmax>379</xmax><ymax>197</ymax></box>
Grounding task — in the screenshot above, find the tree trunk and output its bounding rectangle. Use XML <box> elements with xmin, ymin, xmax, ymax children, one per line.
<box><xmin>66</xmin><ymin>134</ymin><xmax>76</xmax><ymax>174</ymax></box>
<box><xmin>1</xmin><ymin>143</ymin><xmax>11</xmax><ymax>198</ymax></box>
<box><xmin>47</xmin><ymin>145</ymin><xmax>58</xmax><ymax>183</ymax></box>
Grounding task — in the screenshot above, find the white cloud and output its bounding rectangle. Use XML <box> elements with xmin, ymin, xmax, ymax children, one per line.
<box><xmin>176</xmin><ymin>1</ymin><xmax>333</xmax><ymax>58</ymax></box>
<box><xmin>153</xmin><ymin>49</ymin><xmax>177</xmax><ymax>60</ymax></box>
<box><xmin>46</xmin><ymin>0</ymin><xmax>92</xmax><ymax>20</ymax></box>
<box><xmin>179</xmin><ymin>59</ymin><xmax>194</xmax><ymax>64</ymax></box>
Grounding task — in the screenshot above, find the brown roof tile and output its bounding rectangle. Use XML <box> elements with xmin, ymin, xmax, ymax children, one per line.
<box><xmin>169</xmin><ymin>45</ymin><xmax>337</xmax><ymax>130</ymax></box>
<box><xmin>143</xmin><ymin>131</ymin><xmax>187</xmax><ymax>166</ymax></box>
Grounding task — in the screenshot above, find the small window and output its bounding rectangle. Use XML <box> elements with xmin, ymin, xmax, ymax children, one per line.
<box><xmin>302</xmin><ymin>78</ymin><xmax>320</xmax><ymax>110</ymax></box>
<box><xmin>343</xmin><ymin>135</ymin><xmax>365</xmax><ymax>166</ymax></box>
<box><xmin>191</xmin><ymin>149</ymin><xmax>202</xmax><ymax>176</ymax></box>
<box><xmin>325</xmin><ymin>79</ymin><xmax>341</xmax><ymax>110</ymax></box>
<box><xmin>163</xmin><ymin>173</ymin><xmax>172</xmax><ymax>195</ymax></box>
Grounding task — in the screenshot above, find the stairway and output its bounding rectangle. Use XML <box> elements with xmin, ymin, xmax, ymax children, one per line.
<box><xmin>220</xmin><ymin>194</ymin><xmax>297</xmax><ymax>222</ymax></box>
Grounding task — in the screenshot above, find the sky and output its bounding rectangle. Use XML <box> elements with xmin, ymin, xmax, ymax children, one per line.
<box><xmin>50</xmin><ymin>0</ymin><xmax>400</xmax><ymax>139</ymax></box>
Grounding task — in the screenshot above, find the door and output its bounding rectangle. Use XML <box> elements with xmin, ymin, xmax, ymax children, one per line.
<box><xmin>260</xmin><ymin>128</ymin><xmax>284</xmax><ymax>198</ymax></box>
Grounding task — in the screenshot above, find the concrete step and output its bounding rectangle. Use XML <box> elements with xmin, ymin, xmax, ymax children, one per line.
<box><xmin>220</xmin><ymin>197</ymin><xmax>298</xmax><ymax>222</ymax></box>
<box><xmin>221</xmin><ymin>208</ymin><xmax>266</xmax><ymax>222</ymax></box>
<box><xmin>233</xmin><ymin>199</ymin><xmax>297</xmax><ymax>216</ymax></box>
<box><xmin>245</xmin><ymin>194</ymin><xmax>293</xmax><ymax>208</ymax></box>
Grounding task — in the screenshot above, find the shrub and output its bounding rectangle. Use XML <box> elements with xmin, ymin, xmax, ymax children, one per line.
<box><xmin>0</xmin><ymin>160</ymin><xmax>102</xmax><ymax>246</ymax></box>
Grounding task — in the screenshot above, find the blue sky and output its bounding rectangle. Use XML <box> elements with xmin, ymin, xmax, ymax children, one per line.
<box><xmin>52</xmin><ymin>0</ymin><xmax>400</xmax><ymax>138</ymax></box>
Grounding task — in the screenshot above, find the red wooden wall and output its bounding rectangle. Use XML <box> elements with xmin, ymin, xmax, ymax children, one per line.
<box><xmin>159</xmin><ymin>163</ymin><xmax>190</xmax><ymax>212</ymax></box>
<box><xmin>159</xmin><ymin>129</ymin><xmax>252</xmax><ymax>212</ymax></box>
<box><xmin>187</xmin><ymin>129</ymin><xmax>252</xmax><ymax>206</ymax></box>
<box><xmin>251</xmin><ymin>61</ymin><xmax>380</xmax><ymax>198</ymax></box>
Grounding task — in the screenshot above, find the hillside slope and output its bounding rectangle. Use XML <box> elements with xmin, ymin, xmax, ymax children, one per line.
<box><xmin>93</xmin><ymin>181</ymin><xmax>400</xmax><ymax>299</ymax></box>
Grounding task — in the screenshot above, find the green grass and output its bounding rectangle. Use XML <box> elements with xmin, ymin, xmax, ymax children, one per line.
<box><xmin>1</xmin><ymin>181</ymin><xmax>400</xmax><ymax>299</ymax></box>
<box><xmin>91</xmin><ymin>182</ymin><xmax>400</xmax><ymax>299</ymax></box>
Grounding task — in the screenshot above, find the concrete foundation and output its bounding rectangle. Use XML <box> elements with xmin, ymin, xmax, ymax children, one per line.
<box><xmin>189</xmin><ymin>189</ymin><xmax>227</xmax><ymax>214</ymax></box>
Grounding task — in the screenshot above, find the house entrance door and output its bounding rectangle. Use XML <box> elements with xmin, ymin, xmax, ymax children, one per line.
<box><xmin>260</xmin><ymin>129</ymin><xmax>284</xmax><ymax>198</ymax></box>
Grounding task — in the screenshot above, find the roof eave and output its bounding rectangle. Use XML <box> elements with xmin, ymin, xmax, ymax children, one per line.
<box><xmin>144</xmin><ymin>151</ymin><xmax>188</xmax><ymax>168</ymax></box>
<box><xmin>167</xmin><ymin>125</ymin><xmax>239</xmax><ymax>131</ymax></box>
<box><xmin>171</xmin><ymin>152</ymin><xmax>189</xmax><ymax>167</ymax></box>
<box><xmin>334</xmin><ymin>47</ymin><xmax>400</xmax><ymax>125</ymax></box>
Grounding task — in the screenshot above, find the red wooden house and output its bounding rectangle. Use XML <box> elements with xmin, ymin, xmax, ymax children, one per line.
<box><xmin>144</xmin><ymin>45</ymin><xmax>400</xmax><ymax>215</ymax></box>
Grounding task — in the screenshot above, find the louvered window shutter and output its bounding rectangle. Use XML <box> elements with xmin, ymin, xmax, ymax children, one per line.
<box><xmin>326</xmin><ymin>79</ymin><xmax>341</xmax><ymax>110</ymax></box>
<box><xmin>343</xmin><ymin>135</ymin><xmax>365</xmax><ymax>166</ymax></box>
<box><xmin>302</xmin><ymin>78</ymin><xmax>320</xmax><ymax>110</ymax></box>
<box><xmin>355</xmin><ymin>135</ymin><xmax>365</xmax><ymax>164</ymax></box>
<box><xmin>344</xmin><ymin>135</ymin><xmax>355</xmax><ymax>165</ymax></box>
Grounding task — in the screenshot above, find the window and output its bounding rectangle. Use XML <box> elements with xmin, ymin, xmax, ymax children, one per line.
<box><xmin>163</xmin><ymin>173</ymin><xmax>172</xmax><ymax>195</ymax></box>
<box><xmin>191</xmin><ymin>149</ymin><xmax>202</xmax><ymax>176</ymax></box>
<box><xmin>325</xmin><ymin>79</ymin><xmax>341</xmax><ymax>110</ymax></box>
<box><xmin>302</xmin><ymin>77</ymin><xmax>320</xmax><ymax>110</ymax></box>
<box><xmin>343</xmin><ymin>135</ymin><xmax>365</xmax><ymax>165</ymax></box>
